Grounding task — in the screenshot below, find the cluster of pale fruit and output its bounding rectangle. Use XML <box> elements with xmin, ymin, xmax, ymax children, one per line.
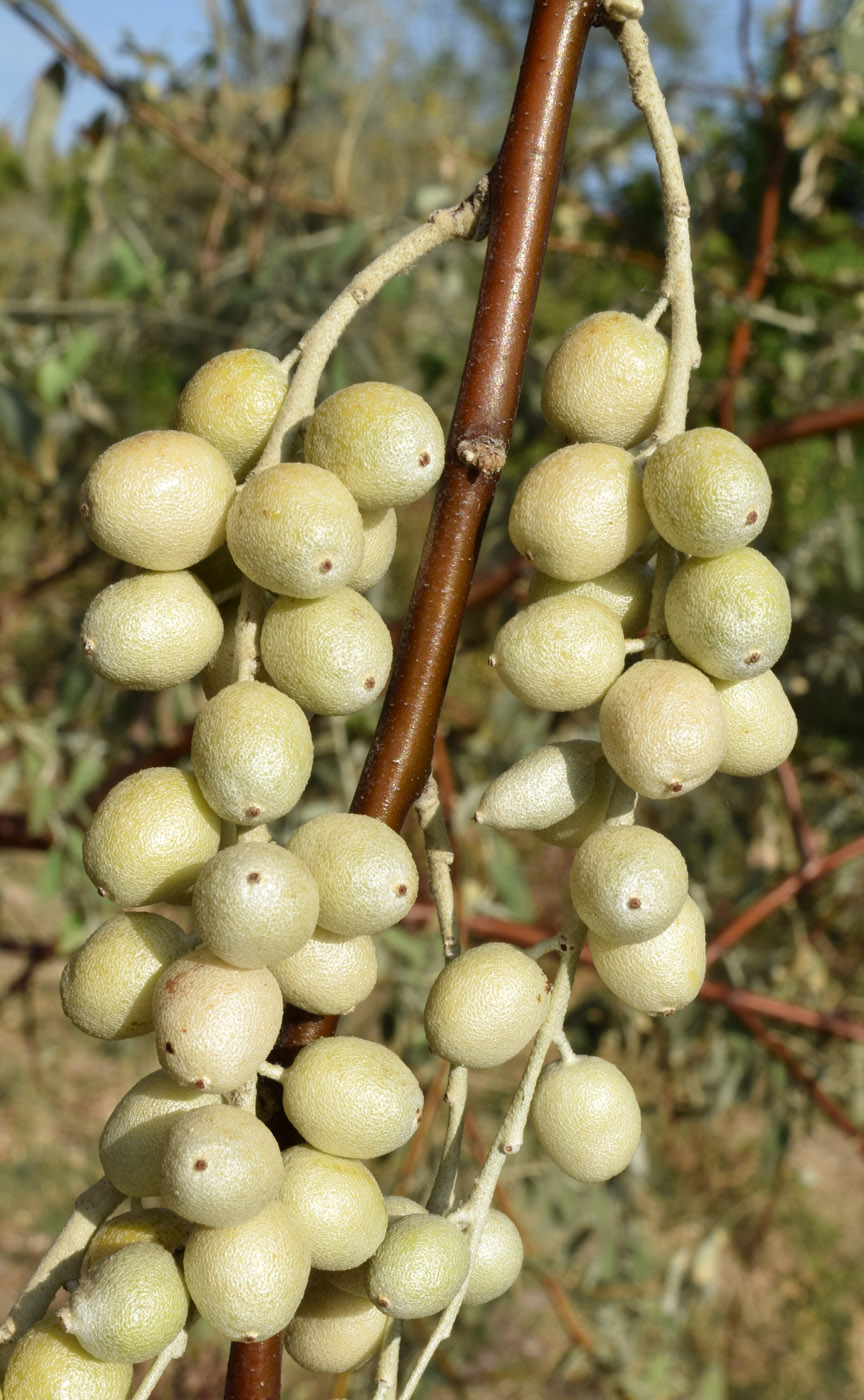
<box><xmin>477</xmin><ymin>308</ymin><xmax>797</xmax><ymax>1142</ymax></box>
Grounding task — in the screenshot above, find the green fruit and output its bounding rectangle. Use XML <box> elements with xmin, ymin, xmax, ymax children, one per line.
<box><xmin>713</xmin><ymin>669</ymin><xmax>798</xmax><ymax>776</ymax></box>
<box><xmin>366</xmin><ymin>1214</ymin><xmax>470</xmax><ymax>1319</ymax></box>
<box><xmin>81</xmin><ymin>571</ymin><xmax>223</xmax><ymax>691</ymax></box>
<box><xmin>58</xmin><ymin>1242</ymin><xmax>189</xmax><ymax>1364</ymax></box>
<box><xmin>423</xmin><ymin>943</ymin><xmax>551</xmax><ymax>1069</ymax></box>
<box><xmin>192</xmin><ymin>842</ymin><xmax>319</xmax><ymax>969</ymax></box>
<box><xmin>284</xmin><ymin>1276</ymin><xmax>388</xmax><ymax>1374</ymax></box>
<box><xmin>541</xmin><ymin>311</ymin><xmax>669</xmax><ymax>448</ymax></box>
<box><xmin>569</xmin><ymin>825</ymin><xmax>689</xmax><ymax>945</ymax></box>
<box><xmin>190</xmin><ymin>681</ymin><xmax>313</xmax><ymax>825</ymax></box>
<box><xmin>525</xmin><ymin>558</ymin><xmax>653</xmax><ymax>636</ymax></box>
<box><xmin>598</xmin><ymin>659</ymin><xmax>727</xmax><ymax>799</ymax></box>
<box><xmin>3</xmin><ymin>1317</ymin><xmax>133</xmax><ymax>1400</ymax></box>
<box><xmin>83</xmin><ymin>1209</ymin><xmax>191</xmax><ymax>1274</ymax></box>
<box><xmin>269</xmin><ymin>927</ymin><xmax>377</xmax><ymax>1015</ymax></box>
<box><xmin>99</xmin><ymin>1069</ymin><xmax>221</xmax><ymax>1198</ymax></box>
<box><xmin>261</xmin><ymin>588</ymin><xmax>393</xmax><ymax>716</ymax></box>
<box><xmin>60</xmin><ymin>911</ymin><xmax>193</xmax><ymax>1040</ymax></box>
<box><xmin>280</xmin><ymin>1147</ymin><xmax>388</xmax><ymax>1271</ymax></box>
<box><xmin>462</xmin><ymin>1209</ymin><xmax>524</xmax><ymax>1306</ymax></box>
<box><xmin>664</xmin><ymin>549</ymin><xmax>792</xmax><ymax>680</ymax></box>
<box><xmin>349</xmin><ymin>508</ymin><xmax>398</xmax><ymax>593</ymax></box>
<box><xmin>281</xmin><ymin>1037</ymin><xmax>423</xmax><ymax>1159</ymax></box>
<box><xmin>322</xmin><ymin>1197</ymin><xmax>427</xmax><ymax>1299</ymax></box>
<box><xmin>536</xmin><ymin>758</ymin><xmax>616</xmax><ymax>849</ymax></box>
<box><xmin>83</xmin><ymin>768</ymin><xmax>221</xmax><ymax>907</ymax></box>
<box><xmin>286</xmin><ymin>813</ymin><xmax>418</xmax><ymax>939</ymax></box>
<box><xmin>304</xmin><ymin>382</ymin><xmax>445</xmax><ymax>509</ymax></box>
<box><xmin>161</xmin><ymin>1103</ymin><xmax>284</xmax><ymax>1227</ymax></box>
<box><xmin>80</xmin><ymin>429</ymin><xmax>236</xmax><ymax>571</ymax></box>
<box><xmin>226</xmin><ymin>462</ymin><xmax>364</xmax><ymax>597</ymax></box>
<box><xmin>642</xmin><ymin>427</ymin><xmax>771</xmax><ymax>557</ymax></box>
<box><xmin>489</xmin><ymin>596</ymin><xmax>625</xmax><ymax>711</ymax></box>
<box><xmin>173</xmin><ymin>348</ymin><xmax>290</xmax><ymax>481</ymax></box>
<box><xmin>589</xmin><ymin>894</ymin><xmax>706</xmax><ymax>1015</ymax></box>
<box><xmin>531</xmin><ymin>1056</ymin><xmax>641</xmax><ymax>1183</ymax></box>
<box><xmin>475</xmin><ymin>739</ymin><xmax>601</xmax><ymax>832</ymax></box>
<box><xmin>508</xmin><ymin>443</ymin><xmax>649</xmax><ymax>581</ymax></box>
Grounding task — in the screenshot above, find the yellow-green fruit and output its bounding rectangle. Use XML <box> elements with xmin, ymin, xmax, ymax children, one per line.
<box><xmin>598</xmin><ymin>659</ymin><xmax>727</xmax><ymax>799</ymax></box>
<box><xmin>714</xmin><ymin>669</ymin><xmax>798</xmax><ymax>776</ymax></box>
<box><xmin>3</xmin><ymin>1317</ymin><xmax>133</xmax><ymax>1400</ymax></box>
<box><xmin>198</xmin><ymin>598</ymin><xmax>240</xmax><ymax>699</ymax></box>
<box><xmin>366</xmin><ymin>1214</ymin><xmax>470</xmax><ymax>1319</ymax></box>
<box><xmin>536</xmin><ymin>758</ymin><xmax>617</xmax><ymax>849</ymax></box>
<box><xmin>99</xmin><ymin>1070</ymin><xmax>221</xmax><ymax>1198</ymax></box>
<box><xmin>226</xmin><ymin>462</ymin><xmax>363</xmax><ymax>597</ymax></box>
<box><xmin>284</xmin><ymin>1275</ymin><xmax>388</xmax><ymax>1374</ymax></box>
<box><xmin>489</xmin><ymin>596</ymin><xmax>625</xmax><ymax>711</ymax></box>
<box><xmin>58</xmin><ymin>1242</ymin><xmax>189</xmax><ymax>1365</ymax></box>
<box><xmin>569</xmin><ymin>825</ymin><xmax>688</xmax><ymax>945</ymax></box>
<box><xmin>282</xmin><ymin>1037</ymin><xmax>423</xmax><ymax>1159</ymax></box>
<box><xmin>80</xmin><ymin>430</ymin><xmax>236</xmax><ymax>571</ymax></box>
<box><xmin>280</xmin><ymin>1147</ymin><xmax>388</xmax><ymax>1271</ymax></box>
<box><xmin>192</xmin><ymin>842</ymin><xmax>319</xmax><ymax>969</ymax></box>
<box><xmin>183</xmin><ymin>1199</ymin><xmax>311</xmax><ymax>1342</ymax></box>
<box><xmin>508</xmin><ymin>443</ymin><xmax>649</xmax><ymax>581</ymax></box>
<box><xmin>541</xmin><ymin>311</ymin><xmax>669</xmax><ymax>448</ymax></box>
<box><xmin>286</xmin><ymin>813</ymin><xmax>418</xmax><ymax>939</ymax></box>
<box><xmin>153</xmin><ymin>948</ymin><xmax>283</xmax><ymax>1093</ymax></box>
<box><xmin>304</xmin><ymin>382</ymin><xmax>445</xmax><ymax>509</ymax></box>
<box><xmin>161</xmin><ymin>1103</ymin><xmax>284</xmax><ymax>1227</ymax></box>
<box><xmin>475</xmin><ymin>739</ymin><xmax>601</xmax><ymax>832</ymax></box>
<box><xmin>530</xmin><ymin>1056</ymin><xmax>641</xmax><ymax>1183</ymax></box>
<box><xmin>60</xmin><ymin>911</ymin><xmax>193</xmax><ymax>1040</ymax></box>
<box><xmin>261</xmin><ymin>588</ymin><xmax>393</xmax><ymax>716</ymax></box>
<box><xmin>525</xmin><ymin>558</ymin><xmax>653</xmax><ymax>636</ymax></box>
<box><xmin>423</xmin><ymin>943</ymin><xmax>551</xmax><ymax>1069</ymax></box>
<box><xmin>589</xmin><ymin>894</ymin><xmax>706</xmax><ymax>1015</ymax></box>
<box><xmin>269</xmin><ymin>927</ymin><xmax>377</xmax><ymax>1015</ymax></box>
<box><xmin>190</xmin><ymin>681</ymin><xmax>313</xmax><ymax>825</ymax></box>
<box><xmin>192</xmin><ymin>540</ymin><xmax>244</xmax><ymax>595</ymax></box>
<box><xmin>174</xmin><ymin>348</ymin><xmax>290</xmax><ymax>481</ymax></box>
<box><xmin>83</xmin><ymin>1209</ymin><xmax>191</xmax><ymax>1274</ymax></box>
<box><xmin>322</xmin><ymin>1197</ymin><xmax>427</xmax><ymax>1299</ymax></box>
<box><xmin>349</xmin><ymin>508</ymin><xmax>398</xmax><ymax>593</ymax></box>
<box><xmin>665</xmin><ymin>549</ymin><xmax>792</xmax><ymax>680</ymax></box>
<box><xmin>83</xmin><ymin>768</ymin><xmax>221</xmax><ymax>907</ymax></box>
<box><xmin>462</xmin><ymin>1209</ymin><xmax>524</xmax><ymax>1306</ymax></box>
<box><xmin>642</xmin><ymin>427</ymin><xmax>771</xmax><ymax>557</ymax></box>
<box><xmin>81</xmin><ymin>571</ymin><xmax>224</xmax><ymax>690</ymax></box>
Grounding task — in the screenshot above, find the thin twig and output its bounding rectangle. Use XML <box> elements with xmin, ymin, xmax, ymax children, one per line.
<box><xmin>131</xmin><ymin>1322</ymin><xmax>191</xmax><ymax>1400</ymax></box>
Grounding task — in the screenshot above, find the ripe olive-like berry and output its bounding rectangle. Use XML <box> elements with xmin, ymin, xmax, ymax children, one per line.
<box><xmin>322</xmin><ymin>1196</ymin><xmax>428</xmax><ymax>1300</ymax></box>
<box><xmin>59</xmin><ymin>1242</ymin><xmax>189</xmax><ymax>1364</ymax></box>
<box><xmin>192</xmin><ymin>842</ymin><xmax>319</xmax><ymax>969</ymax></box>
<box><xmin>665</xmin><ymin>549</ymin><xmax>792</xmax><ymax>681</ymax></box>
<box><xmin>174</xmin><ymin>348</ymin><xmax>290</xmax><ymax>481</ymax></box>
<box><xmin>226</xmin><ymin>462</ymin><xmax>364</xmax><ymax>597</ymax></box>
<box><xmin>642</xmin><ymin>427</ymin><xmax>772</xmax><ymax>557</ymax></box>
<box><xmin>286</xmin><ymin>813</ymin><xmax>418</xmax><ymax>938</ymax></box>
<box><xmin>304</xmin><ymin>381</ymin><xmax>445</xmax><ymax>509</ymax></box>
<box><xmin>190</xmin><ymin>681</ymin><xmax>313</xmax><ymax>825</ymax></box>
<box><xmin>161</xmin><ymin>1103</ymin><xmax>284</xmax><ymax>1227</ymax></box>
<box><xmin>367</xmin><ymin>1214</ymin><xmax>470</xmax><ymax>1319</ymax></box>
<box><xmin>489</xmin><ymin>595</ymin><xmax>625</xmax><ymax>711</ymax></box>
<box><xmin>261</xmin><ymin>588</ymin><xmax>393</xmax><ymax>716</ymax></box>
<box><xmin>508</xmin><ymin>443</ymin><xmax>649</xmax><ymax>581</ymax></box>
<box><xmin>153</xmin><ymin>948</ymin><xmax>283</xmax><ymax>1093</ymax></box>
<box><xmin>83</xmin><ymin>1208</ymin><xmax>191</xmax><ymax>1275</ymax></box>
<box><xmin>531</xmin><ymin>1056</ymin><xmax>641</xmax><ymax>1183</ymax></box>
<box><xmin>80</xmin><ymin>429</ymin><xmax>236</xmax><ymax>571</ymax></box>
<box><xmin>280</xmin><ymin>1147</ymin><xmax>388</xmax><ymax>1271</ymax></box>
<box><xmin>81</xmin><ymin>570</ymin><xmax>223</xmax><ymax>690</ymax></box>
<box><xmin>537</xmin><ymin>758</ymin><xmax>617</xmax><ymax>849</ymax></box>
<box><xmin>183</xmin><ymin>1199</ymin><xmax>311</xmax><ymax>1342</ymax></box>
<box><xmin>569</xmin><ymin>825</ymin><xmax>689</xmax><ymax>945</ymax></box>
<box><xmin>714</xmin><ymin>669</ymin><xmax>798</xmax><ymax>776</ymax></box>
<box><xmin>83</xmin><ymin>768</ymin><xmax>221</xmax><ymax>907</ymax></box>
<box><xmin>589</xmin><ymin>894</ymin><xmax>706</xmax><ymax>1016</ymax></box>
<box><xmin>3</xmin><ymin>1317</ymin><xmax>133</xmax><ymax>1400</ymax></box>
<box><xmin>60</xmin><ymin>911</ymin><xmax>193</xmax><ymax>1040</ymax></box>
<box><xmin>349</xmin><ymin>507</ymin><xmax>398</xmax><ymax>593</ymax></box>
<box><xmin>281</xmin><ymin>1036</ymin><xmax>424</xmax><ymax>1159</ymax></box>
<box><xmin>462</xmin><ymin>1208</ymin><xmax>524</xmax><ymax>1306</ymax></box>
<box><xmin>541</xmin><ymin>311</ymin><xmax>669</xmax><ymax>448</ymax></box>
<box><xmin>269</xmin><ymin>927</ymin><xmax>377</xmax><ymax>1015</ymax></box>
<box><xmin>598</xmin><ymin>659</ymin><xmax>727</xmax><ymax>799</ymax></box>
<box><xmin>423</xmin><ymin>943</ymin><xmax>552</xmax><ymax>1069</ymax></box>
<box><xmin>475</xmin><ymin>739</ymin><xmax>601</xmax><ymax>832</ymax></box>
<box><xmin>284</xmin><ymin>1275</ymin><xmax>388</xmax><ymax>1374</ymax></box>
<box><xmin>525</xmin><ymin>558</ymin><xmax>653</xmax><ymax>636</ymax></box>
<box><xmin>99</xmin><ymin>1069</ymin><xmax>221</xmax><ymax>1198</ymax></box>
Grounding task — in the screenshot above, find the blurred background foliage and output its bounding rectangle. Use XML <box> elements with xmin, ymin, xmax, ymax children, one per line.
<box><xmin>1</xmin><ymin>1</ymin><xmax>863</xmax><ymax>1397</ymax></box>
